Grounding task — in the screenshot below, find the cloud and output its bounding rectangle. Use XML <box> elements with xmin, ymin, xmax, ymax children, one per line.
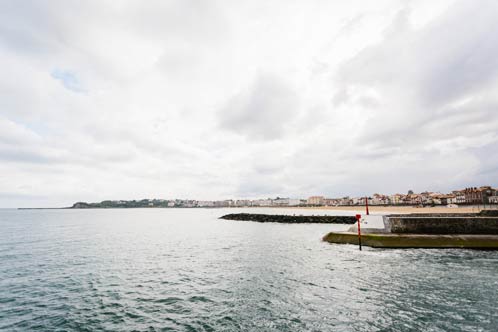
<box><xmin>0</xmin><ymin>0</ymin><xmax>497</xmax><ymax>207</ymax></box>
<box><xmin>219</xmin><ymin>73</ymin><xmax>300</xmax><ymax>140</ymax></box>
<box><xmin>332</xmin><ymin>2</ymin><xmax>498</xmax><ymax>173</ymax></box>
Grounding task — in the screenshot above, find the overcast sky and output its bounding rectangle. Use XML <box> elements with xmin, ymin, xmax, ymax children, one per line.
<box><xmin>1</xmin><ymin>0</ymin><xmax>498</xmax><ymax>207</ymax></box>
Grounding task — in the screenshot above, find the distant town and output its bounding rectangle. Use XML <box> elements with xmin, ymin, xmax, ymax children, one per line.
<box><xmin>71</xmin><ymin>186</ymin><xmax>498</xmax><ymax>208</ymax></box>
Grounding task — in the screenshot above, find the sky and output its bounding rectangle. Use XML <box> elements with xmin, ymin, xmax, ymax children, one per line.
<box><xmin>1</xmin><ymin>0</ymin><xmax>498</xmax><ymax>207</ymax></box>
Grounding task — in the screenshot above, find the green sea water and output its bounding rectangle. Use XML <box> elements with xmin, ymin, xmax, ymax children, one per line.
<box><xmin>0</xmin><ymin>208</ymin><xmax>497</xmax><ymax>331</ymax></box>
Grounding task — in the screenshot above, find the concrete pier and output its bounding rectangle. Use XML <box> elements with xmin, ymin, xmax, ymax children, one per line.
<box><xmin>323</xmin><ymin>232</ymin><xmax>498</xmax><ymax>249</ymax></box>
<box><xmin>323</xmin><ymin>213</ymin><xmax>498</xmax><ymax>249</ymax></box>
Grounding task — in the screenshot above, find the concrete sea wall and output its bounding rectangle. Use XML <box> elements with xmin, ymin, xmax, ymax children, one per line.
<box><xmin>387</xmin><ymin>216</ymin><xmax>498</xmax><ymax>235</ymax></box>
<box><xmin>323</xmin><ymin>212</ymin><xmax>498</xmax><ymax>248</ymax></box>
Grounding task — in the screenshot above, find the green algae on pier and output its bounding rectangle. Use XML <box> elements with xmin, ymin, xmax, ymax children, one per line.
<box><xmin>322</xmin><ymin>232</ymin><xmax>498</xmax><ymax>249</ymax></box>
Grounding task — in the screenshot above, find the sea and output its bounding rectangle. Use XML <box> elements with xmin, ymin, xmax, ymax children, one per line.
<box><xmin>0</xmin><ymin>208</ymin><xmax>497</xmax><ymax>331</ymax></box>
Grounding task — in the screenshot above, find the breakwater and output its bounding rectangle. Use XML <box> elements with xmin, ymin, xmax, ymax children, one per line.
<box><xmin>220</xmin><ymin>213</ymin><xmax>356</xmax><ymax>224</ymax></box>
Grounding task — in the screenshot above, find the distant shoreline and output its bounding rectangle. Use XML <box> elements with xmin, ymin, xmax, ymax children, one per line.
<box><xmin>16</xmin><ymin>205</ymin><xmax>492</xmax><ymax>214</ymax></box>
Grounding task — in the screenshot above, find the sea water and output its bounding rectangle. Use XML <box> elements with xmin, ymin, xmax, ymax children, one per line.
<box><xmin>1</xmin><ymin>208</ymin><xmax>497</xmax><ymax>331</ymax></box>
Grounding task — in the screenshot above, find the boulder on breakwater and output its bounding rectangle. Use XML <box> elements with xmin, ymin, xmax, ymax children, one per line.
<box><xmin>219</xmin><ymin>213</ymin><xmax>356</xmax><ymax>224</ymax></box>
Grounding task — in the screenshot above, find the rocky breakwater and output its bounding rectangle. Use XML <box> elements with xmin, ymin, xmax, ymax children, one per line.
<box><xmin>220</xmin><ymin>213</ymin><xmax>356</xmax><ymax>224</ymax></box>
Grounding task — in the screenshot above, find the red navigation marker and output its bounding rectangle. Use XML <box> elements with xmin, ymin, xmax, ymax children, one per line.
<box><xmin>365</xmin><ymin>196</ymin><xmax>370</xmax><ymax>215</ymax></box>
<box><xmin>355</xmin><ymin>214</ymin><xmax>362</xmax><ymax>251</ymax></box>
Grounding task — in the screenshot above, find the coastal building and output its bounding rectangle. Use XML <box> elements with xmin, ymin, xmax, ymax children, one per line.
<box><xmin>407</xmin><ymin>194</ymin><xmax>422</xmax><ymax>205</ymax></box>
<box><xmin>420</xmin><ymin>192</ymin><xmax>434</xmax><ymax>205</ymax></box>
<box><xmin>307</xmin><ymin>196</ymin><xmax>324</xmax><ymax>206</ymax></box>
<box><xmin>323</xmin><ymin>198</ymin><xmax>340</xmax><ymax>206</ymax></box>
<box><xmin>446</xmin><ymin>195</ymin><xmax>457</xmax><ymax>204</ymax></box>
<box><xmin>431</xmin><ymin>196</ymin><xmax>441</xmax><ymax>205</ymax></box>
<box><xmin>197</xmin><ymin>201</ymin><xmax>214</xmax><ymax>207</ymax></box>
<box><xmin>183</xmin><ymin>200</ymin><xmax>197</xmax><ymax>208</ymax></box>
<box><xmin>235</xmin><ymin>200</ymin><xmax>251</xmax><ymax>207</ymax></box>
<box><xmin>429</xmin><ymin>193</ymin><xmax>452</xmax><ymax>205</ymax></box>
<box><xmin>287</xmin><ymin>199</ymin><xmax>302</xmax><ymax>206</ymax></box>
<box><xmin>463</xmin><ymin>186</ymin><xmax>494</xmax><ymax>204</ymax></box>
<box><xmin>339</xmin><ymin>197</ymin><xmax>352</xmax><ymax>206</ymax></box>
<box><xmin>453</xmin><ymin>190</ymin><xmax>466</xmax><ymax>204</ymax></box>
<box><xmin>67</xmin><ymin>185</ymin><xmax>498</xmax><ymax>210</ymax></box>
<box><xmin>372</xmin><ymin>193</ymin><xmax>389</xmax><ymax>205</ymax></box>
<box><xmin>434</xmin><ymin>194</ymin><xmax>455</xmax><ymax>205</ymax></box>
<box><xmin>463</xmin><ymin>188</ymin><xmax>479</xmax><ymax>204</ymax></box>
<box><xmin>214</xmin><ymin>200</ymin><xmax>230</xmax><ymax>207</ymax></box>
<box><xmin>351</xmin><ymin>197</ymin><xmax>370</xmax><ymax>205</ymax></box>
<box><xmin>389</xmin><ymin>194</ymin><xmax>404</xmax><ymax>205</ymax></box>
<box><xmin>351</xmin><ymin>197</ymin><xmax>361</xmax><ymax>205</ymax></box>
<box><xmin>252</xmin><ymin>199</ymin><xmax>272</xmax><ymax>207</ymax></box>
<box><xmin>273</xmin><ymin>198</ymin><xmax>290</xmax><ymax>206</ymax></box>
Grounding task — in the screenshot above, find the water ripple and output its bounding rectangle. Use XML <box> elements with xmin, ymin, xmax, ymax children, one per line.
<box><xmin>0</xmin><ymin>208</ymin><xmax>497</xmax><ymax>331</ymax></box>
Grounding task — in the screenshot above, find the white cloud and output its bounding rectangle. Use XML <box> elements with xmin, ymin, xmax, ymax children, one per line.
<box><xmin>0</xmin><ymin>0</ymin><xmax>497</xmax><ymax>207</ymax></box>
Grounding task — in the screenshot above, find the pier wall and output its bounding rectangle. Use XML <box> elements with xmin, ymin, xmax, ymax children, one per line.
<box><xmin>387</xmin><ymin>216</ymin><xmax>498</xmax><ymax>235</ymax></box>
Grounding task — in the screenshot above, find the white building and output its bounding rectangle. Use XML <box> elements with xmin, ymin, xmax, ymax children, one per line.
<box><xmin>252</xmin><ymin>199</ymin><xmax>272</xmax><ymax>207</ymax></box>
<box><xmin>454</xmin><ymin>191</ymin><xmax>466</xmax><ymax>204</ymax></box>
<box><xmin>351</xmin><ymin>197</ymin><xmax>362</xmax><ymax>205</ymax></box>
<box><xmin>197</xmin><ymin>201</ymin><xmax>215</xmax><ymax>207</ymax></box>
<box><xmin>447</xmin><ymin>195</ymin><xmax>457</xmax><ymax>204</ymax></box>
<box><xmin>339</xmin><ymin>197</ymin><xmax>352</xmax><ymax>205</ymax></box>
<box><xmin>287</xmin><ymin>199</ymin><xmax>302</xmax><ymax>206</ymax></box>
<box><xmin>389</xmin><ymin>194</ymin><xmax>404</xmax><ymax>205</ymax></box>
<box><xmin>489</xmin><ymin>196</ymin><xmax>498</xmax><ymax>204</ymax></box>
<box><xmin>273</xmin><ymin>198</ymin><xmax>290</xmax><ymax>206</ymax></box>
<box><xmin>235</xmin><ymin>200</ymin><xmax>251</xmax><ymax>207</ymax></box>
